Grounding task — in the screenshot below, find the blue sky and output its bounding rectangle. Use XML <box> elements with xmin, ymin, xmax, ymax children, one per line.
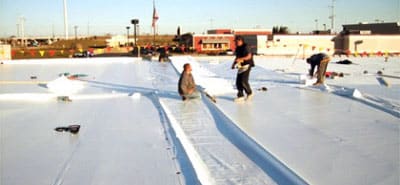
<box><xmin>0</xmin><ymin>0</ymin><xmax>399</xmax><ymax>37</ymax></box>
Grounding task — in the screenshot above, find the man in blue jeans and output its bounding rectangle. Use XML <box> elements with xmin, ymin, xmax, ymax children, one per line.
<box><xmin>231</xmin><ymin>36</ymin><xmax>255</xmax><ymax>102</ymax></box>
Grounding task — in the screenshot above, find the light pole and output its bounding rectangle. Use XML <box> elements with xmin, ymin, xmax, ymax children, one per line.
<box><xmin>63</xmin><ymin>0</ymin><xmax>69</xmax><ymax>39</ymax></box>
<box><xmin>16</xmin><ymin>23</ymin><xmax>20</xmax><ymax>38</ymax></box>
<box><xmin>131</xmin><ymin>19</ymin><xmax>139</xmax><ymax>46</ymax></box>
<box><xmin>18</xmin><ymin>16</ymin><xmax>25</xmax><ymax>46</ymax></box>
<box><xmin>314</xmin><ymin>19</ymin><xmax>318</xmax><ymax>31</ymax></box>
<box><xmin>329</xmin><ymin>0</ymin><xmax>336</xmax><ymax>32</ymax></box>
<box><xmin>126</xmin><ymin>26</ymin><xmax>130</xmax><ymax>46</ymax></box>
<box><xmin>74</xmin><ymin>26</ymin><xmax>78</xmax><ymax>40</ymax></box>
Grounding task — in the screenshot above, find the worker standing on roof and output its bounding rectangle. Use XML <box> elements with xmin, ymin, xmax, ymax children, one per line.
<box><xmin>231</xmin><ymin>35</ymin><xmax>255</xmax><ymax>102</ymax></box>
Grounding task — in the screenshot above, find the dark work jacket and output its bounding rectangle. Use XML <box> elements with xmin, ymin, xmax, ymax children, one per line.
<box><xmin>235</xmin><ymin>43</ymin><xmax>255</xmax><ymax>67</ymax></box>
<box><xmin>307</xmin><ymin>53</ymin><xmax>326</xmax><ymax>76</ymax></box>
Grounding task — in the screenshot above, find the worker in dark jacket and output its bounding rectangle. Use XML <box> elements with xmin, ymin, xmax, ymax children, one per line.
<box><xmin>231</xmin><ymin>35</ymin><xmax>255</xmax><ymax>102</ymax></box>
<box><xmin>178</xmin><ymin>63</ymin><xmax>200</xmax><ymax>101</ymax></box>
<box><xmin>307</xmin><ymin>53</ymin><xmax>331</xmax><ymax>85</ymax></box>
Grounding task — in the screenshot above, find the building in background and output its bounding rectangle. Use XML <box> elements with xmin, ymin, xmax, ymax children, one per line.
<box><xmin>334</xmin><ymin>22</ymin><xmax>400</xmax><ymax>55</ymax></box>
<box><xmin>342</xmin><ymin>22</ymin><xmax>400</xmax><ymax>35</ymax></box>
<box><xmin>177</xmin><ymin>28</ymin><xmax>272</xmax><ymax>55</ymax></box>
<box><xmin>192</xmin><ymin>34</ymin><xmax>235</xmax><ymax>55</ymax></box>
<box><xmin>0</xmin><ymin>44</ymin><xmax>11</xmax><ymax>60</ymax></box>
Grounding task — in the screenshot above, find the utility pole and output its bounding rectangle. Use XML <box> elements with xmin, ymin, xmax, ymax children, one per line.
<box><xmin>63</xmin><ymin>0</ymin><xmax>69</xmax><ymax>39</ymax></box>
<box><xmin>329</xmin><ymin>0</ymin><xmax>335</xmax><ymax>32</ymax></box>
<box><xmin>52</xmin><ymin>23</ymin><xmax>55</xmax><ymax>39</ymax></box>
<box><xmin>398</xmin><ymin>0</ymin><xmax>400</xmax><ymax>22</ymax></box>
<box><xmin>19</xmin><ymin>16</ymin><xmax>26</xmax><ymax>46</ymax></box>
<box><xmin>74</xmin><ymin>26</ymin><xmax>78</xmax><ymax>40</ymax></box>
<box><xmin>152</xmin><ymin>0</ymin><xmax>158</xmax><ymax>45</ymax></box>
<box><xmin>131</xmin><ymin>19</ymin><xmax>139</xmax><ymax>46</ymax></box>
<box><xmin>87</xmin><ymin>21</ymin><xmax>90</xmax><ymax>37</ymax></box>
<box><xmin>126</xmin><ymin>26</ymin><xmax>130</xmax><ymax>46</ymax></box>
<box><xmin>209</xmin><ymin>18</ymin><xmax>214</xmax><ymax>29</ymax></box>
<box><xmin>16</xmin><ymin>23</ymin><xmax>20</xmax><ymax>38</ymax></box>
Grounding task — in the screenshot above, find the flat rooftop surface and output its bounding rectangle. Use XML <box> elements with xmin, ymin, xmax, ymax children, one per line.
<box><xmin>1</xmin><ymin>56</ymin><xmax>399</xmax><ymax>185</ymax></box>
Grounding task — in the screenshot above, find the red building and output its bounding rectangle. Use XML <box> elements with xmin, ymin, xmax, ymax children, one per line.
<box><xmin>207</xmin><ymin>29</ymin><xmax>232</xmax><ymax>34</ymax></box>
<box><xmin>193</xmin><ymin>34</ymin><xmax>235</xmax><ymax>54</ymax></box>
<box><xmin>178</xmin><ymin>28</ymin><xmax>272</xmax><ymax>54</ymax></box>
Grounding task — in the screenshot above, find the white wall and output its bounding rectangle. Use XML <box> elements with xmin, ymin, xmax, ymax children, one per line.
<box><xmin>347</xmin><ymin>35</ymin><xmax>400</xmax><ymax>54</ymax></box>
<box><xmin>0</xmin><ymin>45</ymin><xmax>11</xmax><ymax>60</ymax></box>
<box><xmin>106</xmin><ymin>35</ymin><xmax>128</xmax><ymax>47</ymax></box>
<box><xmin>257</xmin><ymin>35</ymin><xmax>335</xmax><ymax>57</ymax></box>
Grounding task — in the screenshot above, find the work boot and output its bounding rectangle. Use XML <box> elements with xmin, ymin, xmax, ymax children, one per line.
<box><xmin>234</xmin><ymin>96</ymin><xmax>245</xmax><ymax>102</ymax></box>
<box><xmin>246</xmin><ymin>93</ymin><xmax>253</xmax><ymax>101</ymax></box>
